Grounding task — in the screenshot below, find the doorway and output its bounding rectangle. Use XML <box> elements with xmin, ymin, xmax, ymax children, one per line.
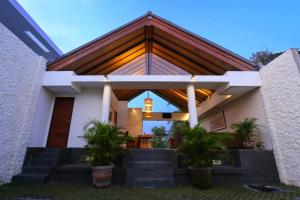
<box><xmin>47</xmin><ymin>97</ymin><xmax>74</xmax><ymax>147</ymax></box>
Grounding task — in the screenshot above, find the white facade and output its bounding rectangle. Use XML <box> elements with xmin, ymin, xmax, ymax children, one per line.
<box><xmin>1</xmin><ymin>16</ymin><xmax>300</xmax><ymax>187</ymax></box>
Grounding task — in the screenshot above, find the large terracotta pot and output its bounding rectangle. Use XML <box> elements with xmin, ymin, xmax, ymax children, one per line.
<box><xmin>188</xmin><ymin>167</ymin><xmax>212</xmax><ymax>189</ymax></box>
<box><xmin>92</xmin><ymin>165</ymin><xmax>113</xmax><ymax>188</ymax></box>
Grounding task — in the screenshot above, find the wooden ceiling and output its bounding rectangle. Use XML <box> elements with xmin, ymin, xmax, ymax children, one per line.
<box><xmin>114</xmin><ymin>89</ymin><xmax>213</xmax><ymax>112</ymax></box>
<box><xmin>47</xmin><ymin>12</ymin><xmax>254</xmax><ymax>111</ymax></box>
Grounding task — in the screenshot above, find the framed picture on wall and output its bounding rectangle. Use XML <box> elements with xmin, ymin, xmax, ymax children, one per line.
<box><xmin>209</xmin><ymin>111</ymin><xmax>226</xmax><ymax>131</ymax></box>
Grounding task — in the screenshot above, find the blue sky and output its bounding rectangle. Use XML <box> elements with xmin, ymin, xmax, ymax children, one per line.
<box><xmin>17</xmin><ymin>0</ymin><xmax>300</xmax><ymax>132</ymax></box>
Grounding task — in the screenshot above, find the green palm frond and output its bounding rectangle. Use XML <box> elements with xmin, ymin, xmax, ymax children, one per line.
<box><xmin>230</xmin><ymin>118</ymin><xmax>260</xmax><ymax>141</ymax></box>
<box><xmin>80</xmin><ymin>120</ymin><xmax>130</xmax><ymax>166</ymax></box>
<box><xmin>177</xmin><ymin>124</ymin><xmax>230</xmax><ymax>168</ymax></box>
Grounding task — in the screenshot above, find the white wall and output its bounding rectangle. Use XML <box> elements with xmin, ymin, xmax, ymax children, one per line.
<box><xmin>0</xmin><ymin>23</ymin><xmax>47</xmax><ymax>183</ymax></box>
<box><xmin>199</xmin><ymin>89</ymin><xmax>272</xmax><ymax>150</ymax></box>
<box><xmin>117</xmin><ymin>101</ymin><xmax>128</xmax><ymax>129</ymax></box>
<box><xmin>259</xmin><ymin>49</ymin><xmax>300</xmax><ymax>186</ymax></box>
<box><xmin>127</xmin><ymin>108</ymin><xmax>143</xmax><ymax>137</ymax></box>
<box><xmin>29</xmin><ymin>88</ymin><xmax>54</xmax><ymax>147</ymax></box>
<box><xmin>30</xmin><ymin>86</ymin><xmax>129</xmax><ymax>148</ymax></box>
<box><xmin>67</xmin><ymin>88</ymin><xmax>103</xmax><ymax>147</ymax></box>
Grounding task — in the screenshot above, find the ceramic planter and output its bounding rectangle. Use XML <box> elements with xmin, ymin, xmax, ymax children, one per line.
<box><xmin>92</xmin><ymin>165</ymin><xmax>113</xmax><ymax>188</ymax></box>
<box><xmin>188</xmin><ymin>167</ymin><xmax>212</xmax><ymax>189</ymax></box>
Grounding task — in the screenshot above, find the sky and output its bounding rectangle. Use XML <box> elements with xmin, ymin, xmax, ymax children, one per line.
<box><xmin>17</xmin><ymin>0</ymin><xmax>300</xmax><ymax>133</ymax></box>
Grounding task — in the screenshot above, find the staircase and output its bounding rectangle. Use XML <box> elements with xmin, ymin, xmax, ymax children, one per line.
<box><xmin>125</xmin><ymin>149</ymin><xmax>175</xmax><ymax>188</ymax></box>
<box><xmin>12</xmin><ymin>148</ymin><xmax>57</xmax><ymax>184</ymax></box>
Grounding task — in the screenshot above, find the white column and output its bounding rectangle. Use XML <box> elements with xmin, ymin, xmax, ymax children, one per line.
<box><xmin>101</xmin><ymin>83</ymin><xmax>112</xmax><ymax>123</ymax></box>
<box><xmin>187</xmin><ymin>83</ymin><xmax>198</xmax><ymax>128</ymax></box>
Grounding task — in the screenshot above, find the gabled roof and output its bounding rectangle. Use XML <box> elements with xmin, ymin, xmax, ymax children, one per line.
<box><xmin>47</xmin><ymin>11</ymin><xmax>254</xmax><ymax>75</ymax></box>
<box><xmin>47</xmin><ymin>12</ymin><xmax>254</xmax><ymax>111</ymax></box>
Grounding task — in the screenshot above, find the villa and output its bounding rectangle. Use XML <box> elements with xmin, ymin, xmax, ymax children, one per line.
<box><xmin>0</xmin><ymin>0</ymin><xmax>299</xmax><ymax>188</ymax></box>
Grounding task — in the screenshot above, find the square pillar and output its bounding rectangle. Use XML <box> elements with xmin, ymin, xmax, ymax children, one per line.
<box><xmin>101</xmin><ymin>83</ymin><xmax>112</xmax><ymax>123</ymax></box>
<box><xmin>187</xmin><ymin>83</ymin><xmax>198</xmax><ymax>128</ymax></box>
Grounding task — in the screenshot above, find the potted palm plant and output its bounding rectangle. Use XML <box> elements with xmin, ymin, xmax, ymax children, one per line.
<box><xmin>81</xmin><ymin>120</ymin><xmax>129</xmax><ymax>188</ymax></box>
<box><xmin>230</xmin><ymin>118</ymin><xmax>260</xmax><ymax>149</ymax></box>
<box><xmin>177</xmin><ymin>124</ymin><xmax>229</xmax><ymax>189</ymax></box>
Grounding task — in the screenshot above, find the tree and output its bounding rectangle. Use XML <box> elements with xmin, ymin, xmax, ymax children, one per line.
<box><xmin>151</xmin><ymin>126</ymin><xmax>167</xmax><ymax>136</ymax></box>
<box><xmin>169</xmin><ymin>121</ymin><xmax>189</xmax><ymax>137</ymax></box>
<box><xmin>250</xmin><ymin>50</ymin><xmax>281</xmax><ymax>66</ymax></box>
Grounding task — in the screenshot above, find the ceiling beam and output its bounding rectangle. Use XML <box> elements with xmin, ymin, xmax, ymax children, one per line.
<box><xmin>85</xmin><ymin>43</ymin><xmax>145</xmax><ymax>74</ymax></box>
<box><xmin>153</xmin><ymin>42</ymin><xmax>222</xmax><ymax>75</ymax></box>
<box><xmin>145</xmin><ymin>26</ymin><xmax>153</xmax><ymax>75</ymax></box>
<box><xmin>76</xmin><ymin>34</ymin><xmax>145</xmax><ymax>74</ymax></box>
<box><xmin>47</xmin><ymin>17</ymin><xmax>148</xmax><ymax>71</ymax></box>
<box><xmin>152</xmin><ymin>34</ymin><xmax>229</xmax><ymax>74</ymax></box>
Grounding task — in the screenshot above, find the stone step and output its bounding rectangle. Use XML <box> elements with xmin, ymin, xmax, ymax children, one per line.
<box><xmin>128</xmin><ymin>161</ymin><xmax>171</xmax><ymax>169</ymax></box>
<box><xmin>12</xmin><ymin>174</ymin><xmax>50</xmax><ymax>184</ymax></box>
<box><xmin>129</xmin><ymin>149</ymin><xmax>173</xmax><ymax>156</ymax></box>
<box><xmin>30</xmin><ymin>153</ymin><xmax>55</xmax><ymax>159</ymax></box>
<box><xmin>41</xmin><ymin>148</ymin><xmax>59</xmax><ymax>152</ymax></box>
<box><xmin>126</xmin><ymin>169</ymin><xmax>173</xmax><ymax>179</ymax></box>
<box><xmin>52</xmin><ymin>164</ymin><xmax>91</xmax><ymax>183</ymax></box>
<box><xmin>52</xmin><ymin>171</ymin><xmax>92</xmax><ymax>183</ymax></box>
<box><xmin>22</xmin><ymin>166</ymin><xmax>52</xmax><ymax>174</ymax></box>
<box><xmin>126</xmin><ymin>178</ymin><xmax>175</xmax><ymax>188</ymax></box>
<box><xmin>27</xmin><ymin>159</ymin><xmax>53</xmax><ymax>166</ymax></box>
<box><xmin>130</xmin><ymin>154</ymin><xmax>171</xmax><ymax>161</ymax></box>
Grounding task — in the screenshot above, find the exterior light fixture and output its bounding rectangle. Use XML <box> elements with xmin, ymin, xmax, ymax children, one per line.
<box><xmin>144</xmin><ymin>91</ymin><xmax>153</xmax><ymax>113</ymax></box>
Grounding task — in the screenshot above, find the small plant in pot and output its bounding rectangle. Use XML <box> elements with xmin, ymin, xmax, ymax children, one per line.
<box><xmin>230</xmin><ymin>118</ymin><xmax>260</xmax><ymax>149</ymax></box>
<box><xmin>81</xmin><ymin>120</ymin><xmax>129</xmax><ymax>188</ymax></box>
<box><xmin>177</xmin><ymin>124</ymin><xmax>229</xmax><ymax>189</ymax></box>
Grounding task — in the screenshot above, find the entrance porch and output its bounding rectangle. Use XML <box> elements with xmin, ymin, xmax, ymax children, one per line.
<box><xmin>40</xmin><ymin>71</ymin><xmax>261</xmax><ymax>149</ymax></box>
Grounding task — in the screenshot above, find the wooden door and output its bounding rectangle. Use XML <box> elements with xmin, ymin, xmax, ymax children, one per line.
<box><xmin>47</xmin><ymin>97</ymin><xmax>74</xmax><ymax>147</ymax></box>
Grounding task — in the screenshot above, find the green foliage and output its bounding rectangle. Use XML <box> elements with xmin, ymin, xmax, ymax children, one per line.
<box><xmin>230</xmin><ymin>118</ymin><xmax>260</xmax><ymax>141</ymax></box>
<box><xmin>250</xmin><ymin>50</ymin><xmax>281</xmax><ymax>66</ymax></box>
<box><xmin>151</xmin><ymin>126</ymin><xmax>167</xmax><ymax>136</ymax></box>
<box><xmin>152</xmin><ymin>136</ymin><xmax>168</xmax><ymax>148</ymax></box>
<box><xmin>177</xmin><ymin>124</ymin><xmax>230</xmax><ymax>168</ymax></box>
<box><xmin>169</xmin><ymin>121</ymin><xmax>189</xmax><ymax>137</ymax></box>
<box><xmin>81</xmin><ymin>120</ymin><xmax>130</xmax><ymax>166</ymax></box>
<box><xmin>151</xmin><ymin>126</ymin><xmax>168</xmax><ymax>148</ymax></box>
<box><xmin>256</xmin><ymin>141</ymin><xmax>265</xmax><ymax>150</ymax></box>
